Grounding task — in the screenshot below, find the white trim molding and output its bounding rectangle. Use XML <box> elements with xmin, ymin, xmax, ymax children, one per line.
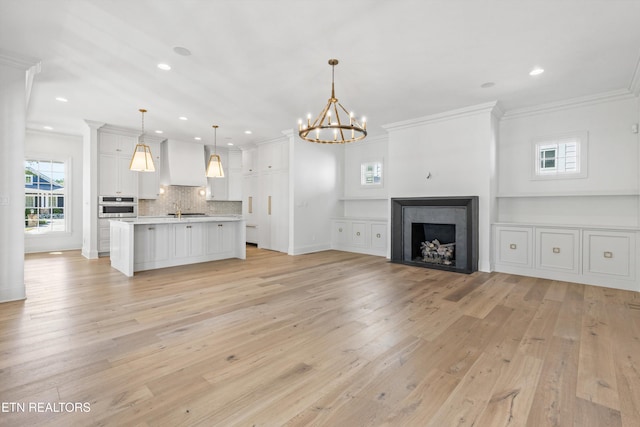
<box><xmin>382</xmin><ymin>101</ymin><xmax>500</xmax><ymax>131</ymax></box>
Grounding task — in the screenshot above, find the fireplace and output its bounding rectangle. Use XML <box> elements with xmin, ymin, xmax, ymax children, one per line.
<box><xmin>391</xmin><ymin>197</ymin><xmax>478</xmax><ymax>273</ymax></box>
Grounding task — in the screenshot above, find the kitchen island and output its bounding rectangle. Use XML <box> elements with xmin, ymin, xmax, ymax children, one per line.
<box><xmin>110</xmin><ymin>216</ymin><xmax>246</xmax><ymax>277</ymax></box>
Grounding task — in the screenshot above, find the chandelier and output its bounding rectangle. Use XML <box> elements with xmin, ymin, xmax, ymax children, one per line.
<box><xmin>206</xmin><ymin>125</ymin><xmax>224</xmax><ymax>177</ymax></box>
<box><xmin>298</xmin><ymin>59</ymin><xmax>367</xmax><ymax>144</ymax></box>
<box><xmin>129</xmin><ymin>108</ymin><xmax>156</xmax><ymax>172</ymax></box>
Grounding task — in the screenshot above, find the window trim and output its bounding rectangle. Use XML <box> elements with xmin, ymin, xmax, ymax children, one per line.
<box><xmin>360</xmin><ymin>160</ymin><xmax>384</xmax><ymax>188</ymax></box>
<box><xmin>24</xmin><ymin>154</ymin><xmax>72</xmax><ymax>237</ymax></box>
<box><xmin>531</xmin><ymin>131</ymin><xmax>588</xmax><ymax>180</ymax></box>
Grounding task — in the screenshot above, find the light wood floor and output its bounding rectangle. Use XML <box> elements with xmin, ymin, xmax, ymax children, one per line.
<box><xmin>1</xmin><ymin>247</ymin><xmax>640</xmax><ymax>426</ymax></box>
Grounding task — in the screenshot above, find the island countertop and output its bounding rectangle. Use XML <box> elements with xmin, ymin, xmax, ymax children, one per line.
<box><xmin>111</xmin><ymin>215</ymin><xmax>244</xmax><ymax>225</ymax></box>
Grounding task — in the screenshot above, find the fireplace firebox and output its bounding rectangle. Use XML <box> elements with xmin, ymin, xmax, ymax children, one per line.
<box><xmin>391</xmin><ymin>197</ymin><xmax>478</xmax><ymax>273</ymax></box>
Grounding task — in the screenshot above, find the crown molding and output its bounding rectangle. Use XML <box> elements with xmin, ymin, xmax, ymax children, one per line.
<box><xmin>382</xmin><ymin>101</ymin><xmax>499</xmax><ymax>132</ymax></box>
<box><xmin>0</xmin><ymin>49</ymin><xmax>40</xmax><ymax>70</ymax></box>
<box><xmin>502</xmin><ymin>89</ymin><xmax>636</xmax><ymax>120</ymax></box>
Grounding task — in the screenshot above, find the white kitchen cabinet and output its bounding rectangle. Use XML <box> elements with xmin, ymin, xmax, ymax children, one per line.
<box><xmin>495</xmin><ymin>226</ymin><xmax>533</xmax><ymax>268</ymax></box>
<box><xmin>227</xmin><ymin>150</ymin><xmax>243</xmax><ymax>200</ymax></box>
<box><xmin>99</xmin><ymin>131</ymin><xmax>138</xmax><ymax>196</ymax></box>
<box><xmin>242</xmin><ymin>174</ymin><xmax>259</xmax><ymax>244</ymax></box>
<box><xmin>138</xmin><ymin>139</ymin><xmax>162</xmax><ymax>199</ymax></box>
<box><xmin>173</xmin><ymin>223</ymin><xmax>205</xmax><ymax>259</ymax></box>
<box><xmin>206</xmin><ymin>148</ymin><xmax>242</xmax><ymax>201</ymax></box>
<box><xmin>98</xmin><ymin>219</ymin><xmax>111</xmax><ymax>254</ymax></box>
<box><xmin>111</xmin><ymin>218</ymin><xmax>246</xmax><ymax>276</ymax></box>
<box><xmin>206</xmin><ymin>221</ymin><xmax>235</xmax><ymax>256</ymax></box>
<box><xmin>258</xmin><ymin>140</ymin><xmax>288</xmax><ymax>172</ymax></box>
<box><xmin>134</xmin><ymin>223</ymin><xmax>170</xmax><ymax>266</ymax></box>
<box><xmin>259</xmin><ymin>170</ymin><xmax>289</xmax><ymax>252</ymax></box>
<box><xmin>583</xmin><ymin>230</ymin><xmax>636</xmax><ymax>280</ymax></box>
<box><xmin>535</xmin><ymin>228</ymin><xmax>580</xmax><ymax>274</ymax></box>
<box><xmin>242</xmin><ymin>148</ymin><xmax>257</xmax><ymax>175</ymax></box>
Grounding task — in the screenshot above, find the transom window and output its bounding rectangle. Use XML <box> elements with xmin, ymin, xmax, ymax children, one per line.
<box><xmin>532</xmin><ymin>132</ymin><xmax>588</xmax><ymax>179</ymax></box>
<box><xmin>24</xmin><ymin>159</ymin><xmax>67</xmax><ymax>234</ymax></box>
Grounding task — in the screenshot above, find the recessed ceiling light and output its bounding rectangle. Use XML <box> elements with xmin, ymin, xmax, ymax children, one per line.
<box><xmin>43</xmin><ymin>126</ymin><xmax>53</xmax><ymax>130</ymax></box>
<box><xmin>529</xmin><ymin>67</ymin><xmax>544</xmax><ymax>76</ymax></box>
<box><xmin>173</xmin><ymin>46</ymin><xmax>192</xmax><ymax>56</ymax></box>
<box><xmin>155</xmin><ymin>130</ymin><xmax>163</xmax><ymax>134</ymax></box>
<box><xmin>480</xmin><ymin>82</ymin><xmax>495</xmax><ymax>88</ymax></box>
<box><xmin>194</xmin><ymin>137</ymin><xmax>202</xmax><ymax>141</ymax></box>
<box><xmin>244</xmin><ymin>130</ymin><xmax>252</xmax><ymax>135</ymax></box>
<box><xmin>179</xmin><ymin>116</ymin><xmax>188</xmax><ymax>121</ymax></box>
<box><xmin>55</xmin><ymin>97</ymin><xmax>68</xmax><ymax>102</ymax></box>
<box><xmin>157</xmin><ymin>63</ymin><xmax>171</xmax><ymax>71</ymax></box>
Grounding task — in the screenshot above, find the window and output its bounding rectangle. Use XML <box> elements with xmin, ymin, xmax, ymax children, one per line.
<box><xmin>532</xmin><ymin>132</ymin><xmax>587</xmax><ymax>179</ymax></box>
<box><xmin>24</xmin><ymin>159</ymin><xmax>67</xmax><ymax>234</ymax></box>
<box><xmin>361</xmin><ymin>161</ymin><xmax>383</xmax><ymax>187</ymax></box>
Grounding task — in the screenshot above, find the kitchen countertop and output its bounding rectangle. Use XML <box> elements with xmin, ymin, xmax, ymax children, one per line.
<box><xmin>111</xmin><ymin>215</ymin><xmax>244</xmax><ymax>225</ymax></box>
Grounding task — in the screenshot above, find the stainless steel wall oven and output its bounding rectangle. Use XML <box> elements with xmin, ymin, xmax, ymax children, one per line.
<box><xmin>98</xmin><ymin>196</ymin><xmax>138</xmax><ymax>218</ymax></box>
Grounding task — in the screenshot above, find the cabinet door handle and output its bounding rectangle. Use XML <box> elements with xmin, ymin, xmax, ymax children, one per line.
<box><xmin>218</xmin><ymin>224</ymin><xmax>223</xmax><ymax>227</ymax></box>
<box><xmin>376</xmin><ymin>233</ymin><xmax>381</xmax><ymax>238</ymax></box>
<box><xmin>268</xmin><ymin>196</ymin><xmax>272</xmax><ymax>215</ymax></box>
<box><xmin>552</xmin><ymin>247</ymin><xmax>560</xmax><ymax>254</ymax></box>
<box><xmin>248</xmin><ymin>196</ymin><xmax>253</xmax><ymax>214</ymax></box>
<box><xmin>356</xmin><ymin>232</ymin><xmax>361</xmax><ymax>236</ymax></box>
<box><xmin>338</xmin><ymin>228</ymin><xmax>343</xmax><ymax>232</ymax></box>
<box><xmin>148</xmin><ymin>227</ymin><xmax>155</xmax><ymax>230</ymax></box>
<box><xmin>509</xmin><ymin>243</ymin><xmax>517</xmax><ymax>250</ymax></box>
<box><xmin>604</xmin><ymin>251</ymin><xmax>613</xmax><ymax>258</ymax></box>
<box><xmin>186</xmin><ymin>225</ymin><xmax>192</xmax><ymax>229</ymax></box>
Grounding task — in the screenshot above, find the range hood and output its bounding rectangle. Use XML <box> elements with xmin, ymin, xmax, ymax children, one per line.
<box><xmin>160</xmin><ymin>140</ymin><xmax>207</xmax><ymax>187</ymax></box>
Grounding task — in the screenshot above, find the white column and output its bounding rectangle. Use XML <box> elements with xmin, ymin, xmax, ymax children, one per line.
<box><xmin>0</xmin><ymin>50</ymin><xmax>40</xmax><ymax>303</ymax></box>
<box><xmin>82</xmin><ymin>120</ymin><xmax>104</xmax><ymax>259</ymax></box>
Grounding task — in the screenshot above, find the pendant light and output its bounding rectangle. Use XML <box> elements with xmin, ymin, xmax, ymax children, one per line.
<box><xmin>298</xmin><ymin>59</ymin><xmax>367</xmax><ymax>144</ymax></box>
<box><xmin>129</xmin><ymin>108</ymin><xmax>156</xmax><ymax>172</ymax></box>
<box><xmin>206</xmin><ymin>125</ymin><xmax>224</xmax><ymax>177</ymax></box>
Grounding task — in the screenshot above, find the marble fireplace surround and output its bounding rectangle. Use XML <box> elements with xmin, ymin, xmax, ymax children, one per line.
<box><xmin>390</xmin><ymin>196</ymin><xmax>478</xmax><ymax>274</ymax></box>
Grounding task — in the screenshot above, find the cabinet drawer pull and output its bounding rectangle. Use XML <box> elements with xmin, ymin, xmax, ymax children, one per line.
<box><xmin>552</xmin><ymin>247</ymin><xmax>560</xmax><ymax>254</ymax></box>
<box><xmin>376</xmin><ymin>233</ymin><xmax>381</xmax><ymax>238</ymax></box>
<box><xmin>248</xmin><ymin>196</ymin><xmax>253</xmax><ymax>214</ymax></box>
<box><xmin>603</xmin><ymin>251</ymin><xmax>613</xmax><ymax>259</ymax></box>
<box><xmin>509</xmin><ymin>243</ymin><xmax>517</xmax><ymax>250</ymax></box>
<box><xmin>218</xmin><ymin>224</ymin><xmax>223</xmax><ymax>227</ymax></box>
<box><xmin>356</xmin><ymin>232</ymin><xmax>361</xmax><ymax>236</ymax></box>
<box><xmin>148</xmin><ymin>227</ymin><xmax>155</xmax><ymax>230</ymax></box>
<box><xmin>186</xmin><ymin>225</ymin><xmax>192</xmax><ymax>229</ymax></box>
<box><xmin>338</xmin><ymin>228</ymin><xmax>343</xmax><ymax>232</ymax></box>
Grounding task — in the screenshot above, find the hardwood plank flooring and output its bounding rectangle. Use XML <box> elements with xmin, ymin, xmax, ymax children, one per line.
<box><xmin>1</xmin><ymin>247</ymin><xmax>640</xmax><ymax>426</ymax></box>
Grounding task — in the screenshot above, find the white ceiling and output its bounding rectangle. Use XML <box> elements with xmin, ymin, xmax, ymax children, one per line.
<box><xmin>1</xmin><ymin>0</ymin><xmax>639</xmax><ymax>147</ymax></box>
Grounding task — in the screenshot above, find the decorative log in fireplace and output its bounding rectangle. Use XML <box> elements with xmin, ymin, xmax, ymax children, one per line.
<box><xmin>391</xmin><ymin>197</ymin><xmax>478</xmax><ymax>273</ymax></box>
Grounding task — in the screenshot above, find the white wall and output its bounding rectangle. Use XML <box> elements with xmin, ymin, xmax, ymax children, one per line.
<box><xmin>498</xmin><ymin>94</ymin><xmax>640</xmax><ymax>227</ymax></box>
<box><xmin>342</xmin><ymin>135</ymin><xmax>388</xmax><ymax>219</ymax></box>
<box><xmin>25</xmin><ymin>130</ymin><xmax>84</xmax><ymax>253</ymax></box>
<box><xmin>290</xmin><ymin>138</ymin><xmax>343</xmax><ymax>255</ymax></box>
<box><xmin>499</xmin><ymin>95</ymin><xmax>639</xmax><ymax>195</ymax></box>
<box><xmin>384</xmin><ymin>103</ymin><xmax>499</xmax><ymax>272</ymax></box>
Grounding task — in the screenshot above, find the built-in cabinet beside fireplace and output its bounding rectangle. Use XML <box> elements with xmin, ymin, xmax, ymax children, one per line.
<box><xmin>331</xmin><ymin>217</ymin><xmax>387</xmax><ymax>257</ymax></box>
<box><xmin>494</xmin><ymin>223</ymin><xmax>639</xmax><ymax>291</ymax></box>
